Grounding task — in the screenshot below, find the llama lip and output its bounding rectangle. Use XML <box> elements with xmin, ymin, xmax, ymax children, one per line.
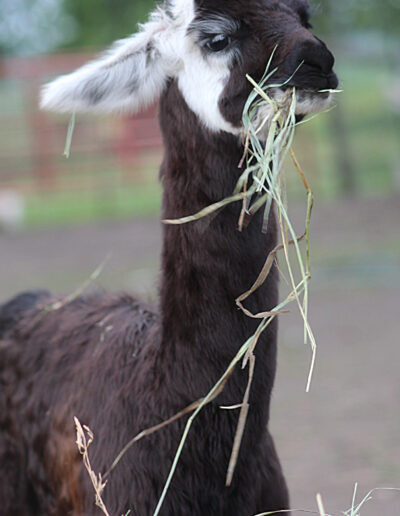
<box><xmin>265</xmin><ymin>87</ymin><xmax>334</xmax><ymax>117</ymax></box>
<box><xmin>297</xmin><ymin>89</ymin><xmax>331</xmax><ymax>98</ymax></box>
<box><xmin>251</xmin><ymin>88</ymin><xmax>333</xmax><ymax>140</ymax></box>
<box><xmin>294</xmin><ymin>89</ymin><xmax>333</xmax><ymax>115</ymax></box>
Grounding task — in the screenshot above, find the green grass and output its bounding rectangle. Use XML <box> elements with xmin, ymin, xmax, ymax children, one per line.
<box><xmin>25</xmin><ymin>180</ymin><xmax>162</xmax><ymax>228</ymax></box>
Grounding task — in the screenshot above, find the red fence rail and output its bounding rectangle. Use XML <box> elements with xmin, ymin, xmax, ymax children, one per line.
<box><xmin>0</xmin><ymin>53</ymin><xmax>163</xmax><ymax>194</ymax></box>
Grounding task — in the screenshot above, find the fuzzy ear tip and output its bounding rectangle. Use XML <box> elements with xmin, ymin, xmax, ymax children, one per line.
<box><xmin>40</xmin><ymin>80</ymin><xmax>66</xmax><ymax>113</ymax></box>
<box><xmin>39</xmin><ymin>84</ymin><xmax>52</xmax><ymax>111</ymax></box>
<box><xmin>39</xmin><ymin>75</ymin><xmax>80</xmax><ymax>113</ymax></box>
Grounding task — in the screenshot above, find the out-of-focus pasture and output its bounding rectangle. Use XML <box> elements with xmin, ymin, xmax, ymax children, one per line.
<box><xmin>0</xmin><ymin>53</ymin><xmax>163</xmax><ymax>229</ymax></box>
<box><xmin>0</xmin><ymin>52</ymin><xmax>399</xmax><ymax>228</ymax></box>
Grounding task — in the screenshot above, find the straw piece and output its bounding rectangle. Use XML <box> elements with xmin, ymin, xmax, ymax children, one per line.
<box><xmin>236</xmin><ymin>234</ymin><xmax>306</xmax><ymax>319</ymax></box>
<box><xmin>64</xmin><ymin>112</ymin><xmax>76</xmax><ymax>158</ymax></box>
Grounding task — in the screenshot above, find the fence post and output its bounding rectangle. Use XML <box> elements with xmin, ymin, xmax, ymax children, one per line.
<box><xmin>24</xmin><ymin>80</ymin><xmax>56</xmax><ymax>192</ymax></box>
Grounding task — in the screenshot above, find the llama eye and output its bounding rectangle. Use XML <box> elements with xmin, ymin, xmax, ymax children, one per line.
<box><xmin>206</xmin><ymin>35</ymin><xmax>231</xmax><ymax>52</ymax></box>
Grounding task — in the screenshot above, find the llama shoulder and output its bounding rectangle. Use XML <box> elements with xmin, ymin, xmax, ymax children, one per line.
<box><xmin>0</xmin><ymin>291</ymin><xmax>159</xmax><ymax>408</ymax></box>
<box><xmin>2</xmin><ymin>289</ymin><xmax>157</xmax><ymax>348</ymax></box>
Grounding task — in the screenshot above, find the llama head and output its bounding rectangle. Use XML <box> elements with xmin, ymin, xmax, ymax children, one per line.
<box><xmin>41</xmin><ymin>0</ymin><xmax>338</xmax><ymax>135</ymax></box>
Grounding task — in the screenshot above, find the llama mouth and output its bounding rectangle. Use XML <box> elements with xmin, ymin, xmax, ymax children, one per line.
<box><xmin>251</xmin><ymin>88</ymin><xmax>333</xmax><ymax>141</ymax></box>
<box><xmin>293</xmin><ymin>88</ymin><xmax>333</xmax><ymax>116</ymax></box>
<box><xmin>270</xmin><ymin>87</ymin><xmax>333</xmax><ymax>116</ymax></box>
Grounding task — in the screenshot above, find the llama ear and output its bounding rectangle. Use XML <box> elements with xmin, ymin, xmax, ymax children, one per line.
<box><xmin>41</xmin><ymin>11</ymin><xmax>175</xmax><ymax>114</ymax></box>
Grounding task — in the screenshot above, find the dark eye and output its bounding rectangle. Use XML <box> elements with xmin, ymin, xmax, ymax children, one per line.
<box><xmin>205</xmin><ymin>34</ymin><xmax>231</xmax><ymax>52</ymax></box>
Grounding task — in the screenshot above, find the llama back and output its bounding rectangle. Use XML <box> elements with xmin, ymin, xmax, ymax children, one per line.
<box><xmin>0</xmin><ymin>291</ymin><xmax>159</xmax><ymax>514</ymax></box>
<box><xmin>0</xmin><ymin>289</ymin><xmax>50</xmax><ymax>339</ymax></box>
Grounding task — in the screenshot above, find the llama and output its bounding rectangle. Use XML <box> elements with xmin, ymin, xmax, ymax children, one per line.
<box><xmin>0</xmin><ymin>0</ymin><xmax>338</xmax><ymax>514</ymax></box>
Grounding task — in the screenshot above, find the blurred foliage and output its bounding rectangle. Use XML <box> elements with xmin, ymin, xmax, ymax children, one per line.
<box><xmin>61</xmin><ymin>0</ymin><xmax>400</xmax><ymax>50</ymax></box>
<box><xmin>62</xmin><ymin>0</ymin><xmax>156</xmax><ymax>49</ymax></box>
<box><xmin>0</xmin><ymin>0</ymin><xmax>75</xmax><ymax>56</ymax></box>
<box><xmin>1</xmin><ymin>0</ymin><xmax>399</xmax><ymax>54</ymax></box>
<box><xmin>312</xmin><ymin>0</ymin><xmax>400</xmax><ymax>35</ymax></box>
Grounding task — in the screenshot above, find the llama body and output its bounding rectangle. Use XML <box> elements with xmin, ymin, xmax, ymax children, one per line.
<box><xmin>0</xmin><ymin>1</ymin><xmax>337</xmax><ymax>514</ymax></box>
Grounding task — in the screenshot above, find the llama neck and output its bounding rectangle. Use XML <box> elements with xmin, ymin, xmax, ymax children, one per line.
<box><xmin>157</xmin><ymin>83</ymin><xmax>279</xmax><ymax>403</ymax></box>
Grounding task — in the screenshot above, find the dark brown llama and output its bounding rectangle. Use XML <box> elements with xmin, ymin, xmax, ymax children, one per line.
<box><xmin>0</xmin><ymin>1</ymin><xmax>338</xmax><ymax>514</ymax></box>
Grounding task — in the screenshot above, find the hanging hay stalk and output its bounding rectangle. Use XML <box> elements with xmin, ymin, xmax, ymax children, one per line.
<box><xmin>155</xmin><ymin>68</ymin><xmax>321</xmax><ymax>513</ymax></box>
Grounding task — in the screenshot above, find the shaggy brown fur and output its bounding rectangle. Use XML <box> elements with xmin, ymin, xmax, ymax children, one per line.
<box><xmin>0</xmin><ymin>1</ymin><xmax>337</xmax><ymax>514</ymax></box>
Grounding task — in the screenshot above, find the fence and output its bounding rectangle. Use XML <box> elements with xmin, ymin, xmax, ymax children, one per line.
<box><xmin>0</xmin><ymin>53</ymin><xmax>399</xmax><ymax>227</ymax></box>
<box><xmin>0</xmin><ymin>54</ymin><xmax>163</xmax><ymax>196</ymax></box>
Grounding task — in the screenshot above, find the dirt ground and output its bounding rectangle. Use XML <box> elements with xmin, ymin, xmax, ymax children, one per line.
<box><xmin>1</xmin><ymin>197</ymin><xmax>399</xmax><ymax>515</ymax></box>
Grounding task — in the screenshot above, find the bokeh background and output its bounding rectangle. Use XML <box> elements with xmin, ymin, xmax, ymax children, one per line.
<box><xmin>0</xmin><ymin>1</ymin><xmax>399</xmax><ymax>514</ymax></box>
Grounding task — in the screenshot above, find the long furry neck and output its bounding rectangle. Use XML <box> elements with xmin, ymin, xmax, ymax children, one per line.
<box><xmin>157</xmin><ymin>81</ymin><xmax>279</xmax><ymax>407</ymax></box>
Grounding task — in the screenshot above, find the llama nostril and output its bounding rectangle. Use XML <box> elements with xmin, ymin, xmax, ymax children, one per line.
<box><xmin>295</xmin><ymin>39</ymin><xmax>335</xmax><ymax>76</ymax></box>
<box><xmin>285</xmin><ymin>38</ymin><xmax>338</xmax><ymax>90</ymax></box>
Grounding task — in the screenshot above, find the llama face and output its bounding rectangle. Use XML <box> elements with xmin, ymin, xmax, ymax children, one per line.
<box><xmin>205</xmin><ymin>0</ymin><xmax>339</xmax><ymax>131</ymax></box>
<box><xmin>41</xmin><ymin>0</ymin><xmax>338</xmax><ymax>136</ymax></box>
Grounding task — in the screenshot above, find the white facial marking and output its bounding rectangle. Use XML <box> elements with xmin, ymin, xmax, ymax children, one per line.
<box><xmin>168</xmin><ymin>0</ymin><xmax>194</xmax><ymax>19</ymax></box>
<box><xmin>177</xmin><ymin>50</ymin><xmax>240</xmax><ymax>134</ymax></box>
<box><xmin>169</xmin><ymin>0</ymin><xmax>241</xmax><ymax>134</ymax></box>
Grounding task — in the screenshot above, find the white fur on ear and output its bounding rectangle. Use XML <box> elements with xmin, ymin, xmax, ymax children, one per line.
<box><xmin>41</xmin><ymin>9</ymin><xmax>177</xmax><ymax>114</ymax></box>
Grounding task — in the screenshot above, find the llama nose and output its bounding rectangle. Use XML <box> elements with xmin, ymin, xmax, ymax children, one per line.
<box><xmin>296</xmin><ymin>39</ymin><xmax>335</xmax><ymax>74</ymax></box>
<box><xmin>288</xmin><ymin>38</ymin><xmax>338</xmax><ymax>90</ymax></box>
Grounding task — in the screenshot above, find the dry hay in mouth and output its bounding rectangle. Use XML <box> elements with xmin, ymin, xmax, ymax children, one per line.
<box><xmin>156</xmin><ymin>60</ymin><xmax>324</xmax><ymax>515</ymax></box>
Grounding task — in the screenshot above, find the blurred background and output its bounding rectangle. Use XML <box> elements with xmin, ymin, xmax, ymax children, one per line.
<box><xmin>0</xmin><ymin>0</ymin><xmax>399</xmax><ymax>514</ymax></box>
